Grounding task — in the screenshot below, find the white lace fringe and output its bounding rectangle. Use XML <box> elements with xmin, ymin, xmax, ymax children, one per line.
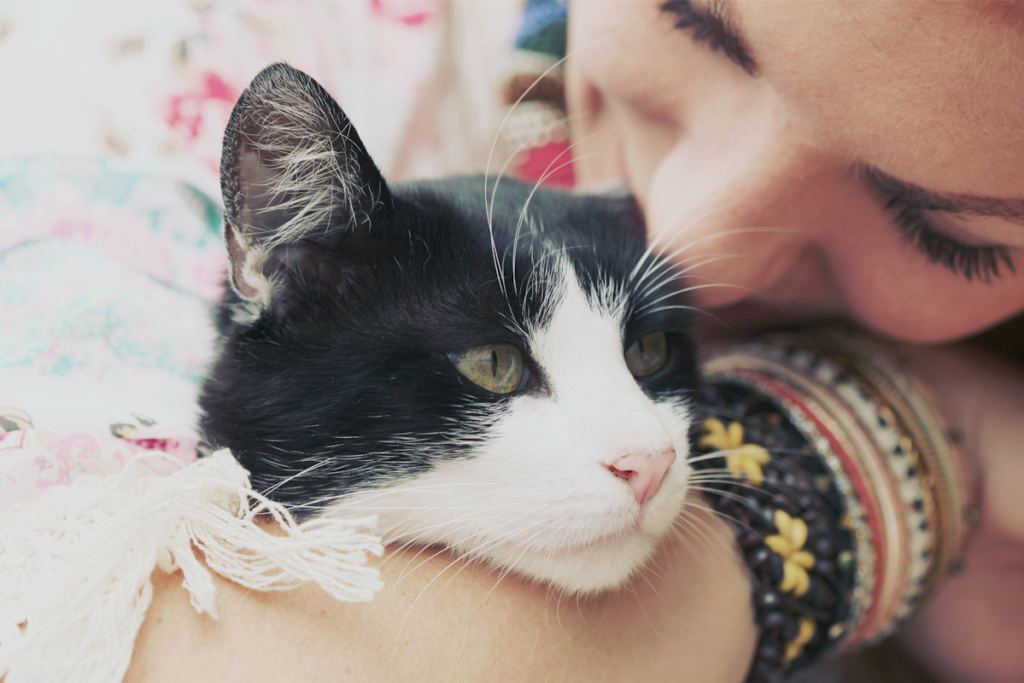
<box><xmin>0</xmin><ymin>449</ymin><xmax>383</xmax><ymax>683</ymax></box>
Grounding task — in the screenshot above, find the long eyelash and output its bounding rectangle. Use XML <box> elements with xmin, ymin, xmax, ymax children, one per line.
<box><xmin>886</xmin><ymin>195</ymin><xmax>1016</xmax><ymax>283</ymax></box>
<box><xmin>661</xmin><ymin>0</ymin><xmax>725</xmax><ymax>52</ymax></box>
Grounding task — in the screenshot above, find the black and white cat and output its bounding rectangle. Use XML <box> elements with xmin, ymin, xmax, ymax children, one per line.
<box><xmin>199</xmin><ymin>64</ymin><xmax>698</xmax><ymax>594</ymax></box>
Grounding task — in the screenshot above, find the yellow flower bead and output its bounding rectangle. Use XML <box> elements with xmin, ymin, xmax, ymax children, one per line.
<box><xmin>781</xmin><ymin>561</ymin><xmax>811</xmax><ymax>596</ymax></box>
<box><xmin>765</xmin><ymin>510</ymin><xmax>816</xmax><ymax>596</ymax></box>
<box><xmin>699</xmin><ymin>419</ymin><xmax>771</xmax><ymax>485</ymax></box>
<box><xmin>785</xmin><ymin>618</ymin><xmax>816</xmax><ymax>663</ymax></box>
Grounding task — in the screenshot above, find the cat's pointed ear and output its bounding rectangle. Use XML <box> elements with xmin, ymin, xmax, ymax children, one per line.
<box><xmin>220</xmin><ymin>63</ymin><xmax>391</xmax><ymax>308</ymax></box>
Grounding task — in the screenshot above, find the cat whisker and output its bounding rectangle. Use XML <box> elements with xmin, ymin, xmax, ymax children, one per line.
<box><xmin>459</xmin><ymin>516</ymin><xmax>553</xmax><ymax>557</ymax></box>
<box><xmin>630</xmin><ymin>201</ymin><xmax>746</xmax><ymax>293</ymax></box>
<box><xmin>392</xmin><ymin>551</ymin><xmax>476</xmax><ymax>656</ymax></box>
<box><xmin>551</xmin><ymin>589</ymin><xmax>571</xmax><ymax>637</ymax></box>
<box><xmin>655</xmin><ymin>226</ymin><xmax>795</xmax><ymax>272</ymax></box>
<box><xmin>635</xmin><ymin>226</ymin><xmax>798</xmax><ymax>324</ymax></box>
<box><xmin>520</xmin><ymin>242</ymin><xmax>581</xmax><ymax>308</ymax></box>
<box><xmin>632</xmin><ymin>253</ymin><xmax>740</xmax><ymax>301</ymax></box>
<box><xmin>687</xmin><ymin>477</ymin><xmax>755</xmax><ymax>486</ymax></box>
<box><xmin>675</xmin><ymin>499</ymin><xmax>724</xmax><ymax>540</ymax></box>
<box><xmin>687</xmin><ymin>480</ymin><xmax>767</xmax><ymax>498</ymax></box>
<box><xmin>675</xmin><ymin>505</ymin><xmax>735</xmax><ymax>572</ymax></box>
<box><xmin>484</xmin><ymin>27</ymin><xmax>624</xmax><ymax>222</ymax></box>
<box><xmin>685</xmin><ymin>451</ymin><xmax>735</xmax><ymax>465</ymax></box>
<box><xmin>492</xmin><ymin>110</ymin><xmax>589</xmax><ymax>194</ymax></box>
<box><xmin>387</xmin><ymin>542</ymin><xmax>457</xmax><ymax>585</ymax></box>
<box><xmin>626</xmin><ymin>583</ymin><xmax>665</xmax><ymax>638</ymax></box>
<box><xmin>632</xmin><ymin>253</ymin><xmax>751</xmax><ymax>307</ymax></box>
<box><xmin>625</xmin><ymin>165</ymin><xmax>751</xmax><ymax>290</ymax></box>
<box><xmin>690</xmin><ymin>444</ymin><xmax>813</xmax><ymax>463</ymax></box>
<box><xmin>392</xmin><ymin>519</ymin><xmax>554</xmax><ymax>597</ymax></box>
<box><xmin>688</xmin><ymin>468</ymin><xmax>762</xmax><ymax>480</ymax></box>
<box><xmin>635</xmin><ymin>279</ymin><xmax>744</xmax><ymax>315</ymax></box>
<box><xmin>684</xmin><ymin>505</ymin><xmax>740</xmax><ymax>556</ymax></box>
<box><xmin>378</xmin><ymin>508</ymin><xmax>547</xmax><ymax>553</ymax></box>
<box><xmin>636</xmin><ymin>559</ymin><xmax>666</xmax><ymax>593</ymax></box>
<box><xmin>664</xmin><ymin>511</ymin><xmax>713</xmax><ymax>575</ymax></box>
<box><xmin>687</xmin><ymin>471</ymin><xmax>751</xmax><ymax>481</ymax></box>
<box><xmin>485</xmin><ymin>28</ymin><xmax>624</xmax><ymax>306</ymax></box>
<box><xmin>632</xmin><ymin>246</ymin><xmax>765</xmax><ymax>320</ymax></box>
<box><xmin>629</xmin><ymin>303</ymin><xmax>710</xmax><ymax>318</ymax></box>
<box><xmin>686</xmin><ymin>485</ymin><xmax>763</xmax><ymax>519</ymax></box>
<box><xmin>674</xmin><ymin>507</ymin><xmax>719</xmax><ymax>560</ymax></box>
<box><xmin>381</xmin><ymin>518</ymin><xmax>500</xmax><ymax>567</ymax></box>
<box><xmin>479</xmin><ymin>542</ymin><xmax>538</xmax><ymax>601</ymax></box>
<box><xmin>297</xmin><ymin>483</ymin><xmax>495</xmax><ymax>515</ymax></box>
<box><xmin>681</xmin><ymin>498</ymin><xmax>743</xmax><ymax>528</ymax></box>
<box><xmin>687</xmin><ymin>470</ymin><xmax>765</xmax><ymax>484</ymax></box>
<box><xmin>385</xmin><ymin>516</ymin><xmax>520</xmax><ymax>569</ymax></box>
<box><xmin>640</xmin><ymin>159</ymin><xmax>804</xmax><ymax>282</ymax></box>
<box><xmin>257</xmin><ymin>459</ymin><xmax>338</xmax><ymax>497</ymax></box>
<box><xmin>511</xmin><ymin>141</ymin><xmax>603</xmax><ymax>295</ymax></box>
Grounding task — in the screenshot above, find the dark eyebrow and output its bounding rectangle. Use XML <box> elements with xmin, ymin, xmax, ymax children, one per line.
<box><xmin>661</xmin><ymin>0</ymin><xmax>759</xmax><ymax>75</ymax></box>
<box><xmin>866</xmin><ymin>166</ymin><xmax>1024</xmax><ymax>226</ymax></box>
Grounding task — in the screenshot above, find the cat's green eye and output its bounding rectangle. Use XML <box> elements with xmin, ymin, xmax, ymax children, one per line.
<box><xmin>451</xmin><ymin>345</ymin><xmax>526</xmax><ymax>394</ymax></box>
<box><xmin>625</xmin><ymin>332</ymin><xmax>669</xmax><ymax>378</ymax></box>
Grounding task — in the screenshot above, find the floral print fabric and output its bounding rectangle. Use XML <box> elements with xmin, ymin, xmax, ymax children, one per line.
<box><xmin>0</xmin><ymin>0</ymin><xmax>446</xmax><ymax>194</ymax></box>
<box><xmin>0</xmin><ymin>0</ymin><xmax>448</xmax><ymax>509</ymax></box>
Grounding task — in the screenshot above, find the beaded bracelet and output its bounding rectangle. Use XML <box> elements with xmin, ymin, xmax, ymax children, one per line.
<box><xmin>693</xmin><ymin>328</ymin><xmax>972</xmax><ymax>682</ymax></box>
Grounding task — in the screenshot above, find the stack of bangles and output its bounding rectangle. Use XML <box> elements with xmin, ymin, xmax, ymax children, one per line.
<box><xmin>693</xmin><ymin>327</ymin><xmax>977</xmax><ymax>682</ymax></box>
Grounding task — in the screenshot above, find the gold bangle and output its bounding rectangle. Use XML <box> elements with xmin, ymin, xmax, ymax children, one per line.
<box><xmin>768</xmin><ymin>328</ymin><xmax>971</xmax><ymax>607</ymax></box>
<box><xmin>698</xmin><ymin>326</ymin><xmax>974</xmax><ymax>683</ymax></box>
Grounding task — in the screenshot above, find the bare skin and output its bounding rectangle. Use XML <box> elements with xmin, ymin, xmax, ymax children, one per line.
<box><xmin>896</xmin><ymin>345</ymin><xmax>1024</xmax><ymax>683</ymax></box>
<box><xmin>568</xmin><ymin>0</ymin><xmax>1024</xmax><ymax>342</ymax></box>
<box><xmin>567</xmin><ymin>2</ymin><xmax>1024</xmax><ymax>682</ymax></box>
<box><xmin>124</xmin><ymin>505</ymin><xmax>756</xmax><ymax>683</ymax></box>
<box><xmin>123</xmin><ymin>2</ymin><xmax>1024</xmax><ymax>682</ymax></box>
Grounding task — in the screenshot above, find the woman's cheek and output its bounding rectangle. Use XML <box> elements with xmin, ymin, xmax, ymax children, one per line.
<box><xmin>831</xmin><ymin>253</ymin><xmax>1024</xmax><ymax>343</ymax></box>
<box><xmin>568</xmin><ymin>2</ymin><xmax>1024</xmax><ymax>344</ymax></box>
<box><xmin>642</xmin><ymin>145</ymin><xmax>1024</xmax><ymax>344</ymax></box>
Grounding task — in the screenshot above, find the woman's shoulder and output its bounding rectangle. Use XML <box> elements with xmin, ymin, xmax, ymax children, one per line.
<box><xmin>125</xmin><ymin>511</ymin><xmax>755</xmax><ymax>683</ymax></box>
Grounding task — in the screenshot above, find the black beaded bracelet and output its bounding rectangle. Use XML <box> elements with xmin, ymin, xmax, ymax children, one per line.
<box><xmin>693</xmin><ymin>380</ymin><xmax>856</xmax><ymax>681</ymax></box>
<box><xmin>695</xmin><ymin>329</ymin><xmax>971</xmax><ymax>682</ymax></box>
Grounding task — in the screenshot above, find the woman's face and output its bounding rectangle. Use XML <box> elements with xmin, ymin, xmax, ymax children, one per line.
<box><xmin>567</xmin><ymin>0</ymin><xmax>1024</xmax><ymax>343</ymax></box>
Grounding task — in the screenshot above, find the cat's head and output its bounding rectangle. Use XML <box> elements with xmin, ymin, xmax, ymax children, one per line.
<box><xmin>201</xmin><ymin>63</ymin><xmax>698</xmax><ymax>594</ymax></box>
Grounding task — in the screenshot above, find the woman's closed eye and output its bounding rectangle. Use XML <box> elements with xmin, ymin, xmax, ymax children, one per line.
<box><xmin>866</xmin><ymin>167</ymin><xmax>1019</xmax><ymax>283</ymax></box>
<box><xmin>661</xmin><ymin>0</ymin><xmax>758</xmax><ymax>75</ymax></box>
<box><xmin>883</xmin><ymin>194</ymin><xmax>1016</xmax><ymax>283</ymax></box>
<box><xmin>662</xmin><ymin>2</ymin><xmax>1019</xmax><ymax>285</ymax></box>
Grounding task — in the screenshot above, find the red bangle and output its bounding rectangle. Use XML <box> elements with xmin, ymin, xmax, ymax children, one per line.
<box><xmin>696</xmin><ymin>327</ymin><xmax>971</xmax><ymax>681</ymax></box>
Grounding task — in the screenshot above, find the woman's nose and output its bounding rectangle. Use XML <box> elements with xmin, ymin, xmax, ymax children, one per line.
<box><xmin>640</xmin><ymin>128</ymin><xmax>847</xmax><ymax>312</ymax></box>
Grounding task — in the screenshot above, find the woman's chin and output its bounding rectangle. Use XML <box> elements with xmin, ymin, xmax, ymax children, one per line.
<box><xmin>697</xmin><ymin>301</ymin><xmax>849</xmax><ymax>339</ymax></box>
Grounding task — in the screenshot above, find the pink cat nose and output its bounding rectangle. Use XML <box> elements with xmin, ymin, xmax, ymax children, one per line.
<box><xmin>607</xmin><ymin>449</ymin><xmax>676</xmax><ymax>506</ymax></box>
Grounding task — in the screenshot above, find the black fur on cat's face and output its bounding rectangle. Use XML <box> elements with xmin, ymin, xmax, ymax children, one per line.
<box><xmin>200</xmin><ymin>63</ymin><xmax>698</xmax><ymax>593</ymax></box>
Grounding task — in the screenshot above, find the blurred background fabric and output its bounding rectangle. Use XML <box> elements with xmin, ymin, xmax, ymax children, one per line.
<box><xmin>0</xmin><ymin>0</ymin><xmax>521</xmax><ymax>506</ymax></box>
<box><xmin>0</xmin><ymin>0</ymin><xmax>521</xmax><ymax>192</ymax></box>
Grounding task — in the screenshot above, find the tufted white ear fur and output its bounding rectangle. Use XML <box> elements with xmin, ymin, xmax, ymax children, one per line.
<box><xmin>224</xmin><ymin>221</ymin><xmax>272</xmax><ymax>306</ymax></box>
<box><xmin>219</xmin><ymin>63</ymin><xmax>391</xmax><ymax>309</ymax></box>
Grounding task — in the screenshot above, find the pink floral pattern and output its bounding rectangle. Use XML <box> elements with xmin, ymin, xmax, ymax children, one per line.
<box><xmin>0</xmin><ymin>1</ymin><xmax>446</xmax><ymax>194</ymax></box>
<box><xmin>0</xmin><ymin>1</ymin><xmax>450</xmax><ymax>510</ymax></box>
<box><xmin>0</xmin><ymin>426</ymin><xmax>196</xmax><ymax>507</ymax></box>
